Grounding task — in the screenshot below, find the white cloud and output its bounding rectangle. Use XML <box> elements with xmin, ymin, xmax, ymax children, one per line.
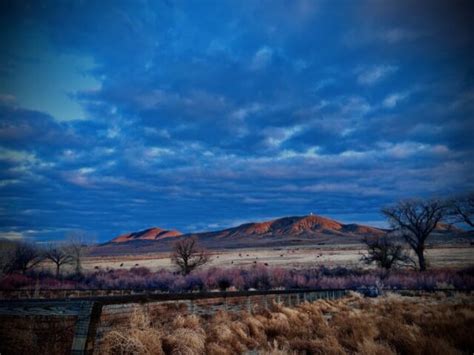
<box><xmin>383</xmin><ymin>92</ymin><xmax>410</xmax><ymax>108</ymax></box>
<box><xmin>357</xmin><ymin>65</ymin><xmax>398</xmax><ymax>85</ymax></box>
<box><xmin>251</xmin><ymin>46</ymin><xmax>273</xmax><ymax>70</ymax></box>
<box><xmin>0</xmin><ymin>148</ymin><xmax>37</xmax><ymax>163</ymax></box>
<box><xmin>0</xmin><ymin>231</ymin><xmax>23</xmax><ymax>240</ymax></box>
<box><xmin>385</xmin><ymin>142</ymin><xmax>426</xmax><ymax>158</ymax></box>
<box><xmin>145</xmin><ymin>147</ymin><xmax>173</xmax><ymax>158</ymax></box>
<box><xmin>229</xmin><ymin>103</ymin><xmax>262</xmax><ymax>121</ymax></box>
<box><xmin>264</xmin><ymin>125</ymin><xmax>304</xmax><ymax>148</ymax></box>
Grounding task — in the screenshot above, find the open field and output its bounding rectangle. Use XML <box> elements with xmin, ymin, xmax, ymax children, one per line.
<box><xmin>83</xmin><ymin>244</ymin><xmax>474</xmax><ymax>272</ymax></box>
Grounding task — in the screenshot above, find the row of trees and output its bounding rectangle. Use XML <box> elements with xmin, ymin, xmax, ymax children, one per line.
<box><xmin>363</xmin><ymin>193</ymin><xmax>473</xmax><ymax>272</ymax></box>
<box><xmin>0</xmin><ymin>235</ymin><xmax>86</xmax><ymax>277</ymax></box>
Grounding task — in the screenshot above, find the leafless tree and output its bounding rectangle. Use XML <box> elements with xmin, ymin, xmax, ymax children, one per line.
<box><xmin>65</xmin><ymin>232</ymin><xmax>89</xmax><ymax>275</ymax></box>
<box><xmin>382</xmin><ymin>199</ymin><xmax>447</xmax><ymax>271</ymax></box>
<box><xmin>171</xmin><ymin>237</ymin><xmax>210</xmax><ymax>275</ymax></box>
<box><xmin>361</xmin><ymin>235</ymin><xmax>414</xmax><ymax>273</ymax></box>
<box><xmin>448</xmin><ymin>192</ymin><xmax>474</xmax><ymax>227</ymax></box>
<box><xmin>44</xmin><ymin>243</ymin><xmax>73</xmax><ymax>277</ymax></box>
<box><xmin>0</xmin><ymin>239</ymin><xmax>17</xmax><ymax>276</ymax></box>
<box><xmin>8</xmin><ymin>241</ymin><xmax>43</xmax><ymax>274</ymax></box>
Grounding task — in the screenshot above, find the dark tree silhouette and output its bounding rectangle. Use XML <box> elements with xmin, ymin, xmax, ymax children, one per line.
<box><xmin>382</xmin><ymin>199</ymin><xmax>447</xmax><ymax>271</ymax></box>
<box><xmin>361</xmin><ymin>235</ymin><xmax>414</xmax><ymax>273</ymax></box>
<box><xmin>449</xmin><ymin>192</ymin><xmax>474</xmax><ymax>227</ymax></box>
<box><xmin>171</xmin><ymin>237</ymin><xmax>210</xmax><ymax>275</ymax></box>
<box><xmin>8</xmin><ymin>242</ymin><xmax>43</xmax><ymax>274</ymax></box>
<box><xmin>44</xmin><ymin>243</ymin><xmax>73</xmax><ymax>277</ymax></box>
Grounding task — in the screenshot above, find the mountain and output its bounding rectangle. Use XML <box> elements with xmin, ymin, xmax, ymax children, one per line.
<box><xmin>107</xmin><ymin>215</ymin><xmax>384</xmax><ymax>247</ymax></box>
<box><xmin>185</xmin><ymin>215</ymin><xmax>385</xmax><ymax>243</ymax></box>
<box><xmin>93</xmin><ymin>214</ymin><xmax>468</xmax><ymax>256</ymax></box>
<box><xmin>111</xmin><ymin>227</ymin><xmax>182</xmax><ymax>243</ymax></box>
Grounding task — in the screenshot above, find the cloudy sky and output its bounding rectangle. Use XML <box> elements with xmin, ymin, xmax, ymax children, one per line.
<box><xmin>0</xmin><ymin>0</ymin><xmax>473</xmax><ymax>242</ymax></box>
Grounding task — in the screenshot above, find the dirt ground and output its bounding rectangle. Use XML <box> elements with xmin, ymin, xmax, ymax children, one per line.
<box><xmin>82</xmin><ymin>244</ymin><xmax>474</xmax><ymax>271</ymax></box>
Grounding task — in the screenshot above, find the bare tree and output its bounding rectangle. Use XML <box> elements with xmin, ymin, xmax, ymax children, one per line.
<box><xmin>361</xmin><ymin>235</ymin><xmax>414</xmax><ymax>273</ymax></box>
<box><xmin>65</xmin><ymin>232</ymin><xmax>89</xmax><ymax>275</ymax></box>
<box><xmin>0</xmin><ymin>239</ymin><xmax>17</xmax><ymax>276</ymax></box>
<box><xmin>171</xmin><ymin>237</ymin><xmax>210</xmax><ymax>275</ymax></box>
<box><xmin>44</xmin><ymin>243</ymin><xmax>73</xmax><ymax>277</ymax></box>
<box><xmin>382</xmin><ymin>199</ymin><xmax>447</xmax><ymax>271</ymax></box>
<box><xmin>8</xmin><ymin>241</ymin><xmax>43</xmax><ymax>274</ymax></box>
<box><xmin>448</xmin><ymin>192</ymin><xmax>474</xmax><ymax>227</ymax></box>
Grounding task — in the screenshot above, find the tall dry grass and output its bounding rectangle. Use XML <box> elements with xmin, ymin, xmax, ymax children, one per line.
<box><xmin>97</xmin><ymin>292</ymin><xmax>474</xmax><ymax>355</ymax></box>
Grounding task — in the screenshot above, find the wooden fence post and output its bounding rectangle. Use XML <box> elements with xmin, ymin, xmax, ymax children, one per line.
<box><xmin>188</xmin><ymin>300</ymin><xmax>195</xmax><ymax>314</ymax></box>
<box><xmin>70</xmin><ymin>301</ymin><xmax>103</xmax><ymax>355</ymax></box>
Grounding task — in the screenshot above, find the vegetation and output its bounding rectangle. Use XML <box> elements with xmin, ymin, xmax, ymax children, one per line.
<box><xmin>65</xmin><ymin>232</ymin><xmax>88</xmax><ymax>275</ymax></box>
<box><xmin>0</xmin><ymin>238</ymin><xmax>88</xmax><ymax>278</ymax></box>
<box><xmin>2</xmin><ymin>265</ymin><xmax>473</xmax><ymax>292</ymax></box>
<box><xmin>171</xmin><ymin>237</ymin><xmax>210</xmax><ymax>275</ymax></box>
<box><xmin>382</xmin><ymin>198</ymin><xmax>447</xmax><ymax>271</ymax></box>
<box><xmin>449</xmin><ymin>192</ymin><xmax>474</xmax><ymax>227</ymax></box>
<box><xmin>361</xmin><ymin>235</ymin><xmax>413</xmax><ymax>272</ymax></box>
<box><xmin>96</xmin><ymin>293</ymin><xmax>474</xmax><ymax>354</ymax></box>
<box><xmin>4</xmin><ymin>241</ymin><xmax>44</xmax><ymax>274</ymax></box>
<box><xmin>43</xmin><ymin>243</ymin><xmax>73</xmax><ymax>277</ymax></box>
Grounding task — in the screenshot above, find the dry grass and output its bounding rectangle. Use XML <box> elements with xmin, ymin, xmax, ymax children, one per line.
<box><xmin>100</xmin><ymin>308</ymin><xmax>164</xmax><ymax>355</ymax></box>
<box><xmin>97</xmin><ymin>292</ymin><xmax>474</xmax><ymax>355</ymax></box>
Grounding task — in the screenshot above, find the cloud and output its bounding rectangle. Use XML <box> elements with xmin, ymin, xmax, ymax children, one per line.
<box><xmin>356</xmin><ymin>65</ymin><xmax>398</xmax><ymax>85</ymax></box>
<box><xmin>0</xmin><ymin>0</ymin><xmax>472</xmax><ymax>241</ymax></box>
<box><xmin>383</xmin><ymin>92</ymin><xmax>410</xmax><ymax>108</ymax></box>
<box><xmin>263</xmin><ymin>125</ymin><xmax>304</xmax><ymax>148</ymax></box>
<box><xmin>0</xmin><ymin>231</ymin><xmax>23</xmax><ymax>240</ymax></box>
<box><xmin>250</xmin><ymin>46</ymin><xmax>274</xmax><ymax>70</ymax></box>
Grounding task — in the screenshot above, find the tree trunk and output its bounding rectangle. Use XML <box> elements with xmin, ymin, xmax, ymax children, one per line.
<box><xmin>416</xmin><ymin>249</ymin><xmax>426</xmax><ymax>271</ymax></box>
<box><xmin>56</xmin><ymin>264</ymin><xmax>60</xmax><ymax>278</ymax></box>
<box><xmin>75</xmin><ymin>260</ymin><xmax>82</xmax><ymax>275</ymax></box>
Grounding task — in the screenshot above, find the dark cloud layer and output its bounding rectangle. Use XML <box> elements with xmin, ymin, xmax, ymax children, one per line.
<box><xmin>0</xmin><ymin>0</ymin><xmax>473</xmax><ymax>241</ymax></box>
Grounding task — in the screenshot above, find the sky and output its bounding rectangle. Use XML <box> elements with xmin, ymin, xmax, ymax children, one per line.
<box><xmin>0</xmin><ymin>0</ymin><xmax>473</xmax><ymax>242</ymax></box>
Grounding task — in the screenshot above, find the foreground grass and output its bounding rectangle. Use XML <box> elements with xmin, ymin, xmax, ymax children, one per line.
<box><xmin>98</xmin><ymin>292</ymin><xmax>474</xmax><ymax>354</ymax></box>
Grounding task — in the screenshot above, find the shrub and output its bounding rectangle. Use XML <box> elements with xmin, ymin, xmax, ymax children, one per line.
<box><xmin>2</xmin><ymin>265</ymin><xmax>473</xmax><ymax>292</ymax></box>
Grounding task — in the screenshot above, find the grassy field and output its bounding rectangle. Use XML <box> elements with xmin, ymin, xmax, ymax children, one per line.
<box><xmin>96</xmin><ymin>292</ymin><xmax>474</xmax><ymax>354</ymax></box>
<box><xmin>83</xmin><ymin>244</ymin><xmax>474</xmax><ymax>272</ymax></box>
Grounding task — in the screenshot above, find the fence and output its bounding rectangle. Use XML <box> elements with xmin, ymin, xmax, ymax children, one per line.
<box><xmin>0</xmin><ymin>288</ymin><xmax>348</xmax><ymax>355</ymax></box>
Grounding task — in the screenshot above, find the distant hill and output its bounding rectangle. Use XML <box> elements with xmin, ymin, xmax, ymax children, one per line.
<box><xmin>97</xmin><ymin>215</ymin><xmax>386</xmax><ymax>254</ymax></box>
<box><xmin>110</xmin><ymin>227</ymin><xmax>182</xmax><ymax>243</ymax></box>
<box><xmin>184</xmin><ymin>215</ymin><xmax>385</xmax><ymax>242</ymax></box>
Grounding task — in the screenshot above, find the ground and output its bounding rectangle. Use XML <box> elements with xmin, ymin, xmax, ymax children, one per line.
<box><xmin>82</xmin><ymin>244</ymin><xmax>473</xmax><ymax>272</ymax></box>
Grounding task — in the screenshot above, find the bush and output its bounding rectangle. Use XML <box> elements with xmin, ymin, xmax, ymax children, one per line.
<box><xmin>1</xmin><ymin>266</ymin><xmax>473</xmax><ymax>292</ymax></box>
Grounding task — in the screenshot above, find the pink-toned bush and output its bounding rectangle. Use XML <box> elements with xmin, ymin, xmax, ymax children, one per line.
<box><xmin>1</xmin><ymin>266</ymin><xmax>473</xmax><ymax>292</ymax></box>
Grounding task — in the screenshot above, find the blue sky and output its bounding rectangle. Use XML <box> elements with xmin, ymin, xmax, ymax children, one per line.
<box><xmin>0</xmin><ymin>0</ymin><xmax>473</xmax><ymax>242</ymax></box>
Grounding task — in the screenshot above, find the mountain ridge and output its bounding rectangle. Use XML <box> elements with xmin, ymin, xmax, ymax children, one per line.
<box><xmin>111</xmin><ymin>227</ymin><xmax>182</xmax><ymax>243</ymax></box>
<box><xmin>108</xmin><ymin>214</ymin><xmax>385</xmax><ymax>244</ymax></box>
